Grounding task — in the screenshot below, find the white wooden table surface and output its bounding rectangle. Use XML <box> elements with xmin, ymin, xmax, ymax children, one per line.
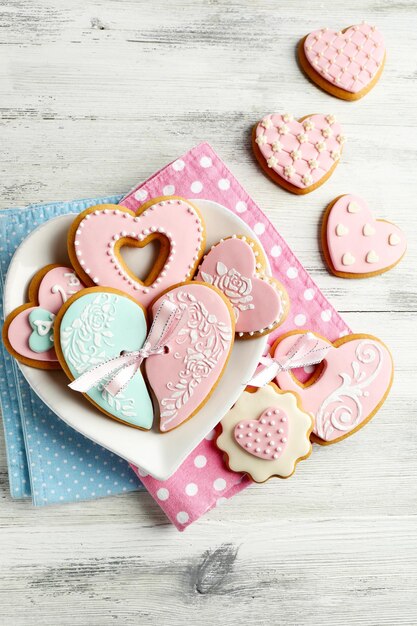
<box><xmin>1</xmin><ymin>1</ymin><xmax>416</xmax><ymax>624</ymax></box>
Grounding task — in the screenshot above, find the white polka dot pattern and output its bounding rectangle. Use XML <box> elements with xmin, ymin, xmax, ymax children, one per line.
<box><xmin>122</xmin><ymin>142</ymin><xmax>351</xmax><ymax>530</ymax></box>
<box><xmin>0</xmin><ymin>196</ymin><xmax>142</xmax><ymax>504</ymax></box>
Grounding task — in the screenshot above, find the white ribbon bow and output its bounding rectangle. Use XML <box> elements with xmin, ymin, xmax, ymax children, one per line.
<box><xmin>248</xmin><ymin>332</ymin><xmax>330</xmax><ymax>388</ymax></box>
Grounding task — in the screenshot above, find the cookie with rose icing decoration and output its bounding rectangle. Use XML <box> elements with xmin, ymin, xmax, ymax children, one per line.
<box><xmin>195</xmin><ymin>235</ymin><xmax>290</xmax><ymax>338</ymax></box>
<box><xmin>271</xmin><ymin>330</ymin><xmax>394</xmax><ymax>445</ymax></box>
<box><xmin>216</xmin><ymin>384</ymin><xmax>313</xmax><ymax>482</ymax></box>
<box><xmin>68</xmin><ymin>196</ymin><xmax>206</xmax><ymax>309</ymax></box>
<box><xmin>55</xmin><ymin>282</ymin><xmax>235</xmax><ymax>432</ymax></box>
<box><xmin>322</xmin><ymin>194</ymin><xmax>407</xmax><ymax>278</ymax></box>
<box><xmin>146</xmin><ymin>282</ymin><xmax>235</xmax><ymax>432</ymax></box>
<box><xmin>54</xmin><ymin>287</ymin><xmax>155</xmax><ymax>430</ymax></box>
<box><xmin>298</xmin><ymin>24</ymin><xmax>385</xmax><ymax>101</ymax></box>
<box><xmin>3</xmin><ymin>264</ymin><xmax>85</xmax><ymax>369</ymax></box>
<box><xmin>253</xmin><ymin>113</ymin><xmax>345</xmax><ymax>194</ymax></box>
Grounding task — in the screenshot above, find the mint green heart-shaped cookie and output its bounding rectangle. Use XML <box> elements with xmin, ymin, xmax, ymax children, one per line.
<box><xmin>57</xmin><ymin>289</ymin><xmax>153</xmax><ymax>430</ymax></box>
<box><xmin>29</xmin><ymin>307</ymin><xmax>55</xmax><ymax>353</ymax></box>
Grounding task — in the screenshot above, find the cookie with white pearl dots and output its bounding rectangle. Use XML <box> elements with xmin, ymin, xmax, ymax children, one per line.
<box><xmin>195</xmin><ymin>235</ymin><xmax>290</xmax><ymax>339</ymax></box>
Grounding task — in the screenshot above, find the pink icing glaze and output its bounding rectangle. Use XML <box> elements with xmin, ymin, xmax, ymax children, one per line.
<box><xmin>145</xmin><ymin>283</ymin><xmax>234</xmax><ymax>432</ymax></box>
<box><xmin>273</xmin><ymin>332</ymin><xmax>393</xmax><ymax>443</ymax></box>
<box><xmin>326</xmin><ymin>194</ymin><xmax>407</xmax><ymax>275</ymax></box>
<box><xmin>196</xmin><ymin>237</ymin><xmax>287</xmax><ymax>335</ymax></box>
<box><xmin>234</xmin><ymin>407</ymin><xmax>289</xmax><ymax>460</ymax></box>
<box><xmin>254</xmin><ymin>113</ymin><xmax>344</xmax><ymax>189</ymax></box>
<box><xmin>7</xmin><ymin>266</ymin><xmax>84</xmax><ymax>362</ymax></box>
<box><xmin>304</xmin><ymin>24</ymin><xmax>385</xmax><ymax>94</ymax></box>
<box><xmin>73</xmin><ymin>199</ymin><xmax>204</xmax><ymax>308</ymax></box>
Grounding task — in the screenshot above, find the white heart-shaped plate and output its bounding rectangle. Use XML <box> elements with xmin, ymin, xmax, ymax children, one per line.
<box><xmin>4</xmin><ymin>200</ymin><xmax>268</xmax><ymax>480</ymax></box>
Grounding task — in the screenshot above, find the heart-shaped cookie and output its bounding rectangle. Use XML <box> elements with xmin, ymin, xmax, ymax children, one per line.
<box><xmin>216</xmin><ymin>384</ymin><xmax>313</xmax><ymax>481</ymax></box>
<box><xmin>322</xmin><ymin>194</ymin><xmax>407</xmax><ymax>278</ymax></box>
<box><xmin>298</xmin><ymin>24</ymin><xmax>385</xmax><ymax>101</ymax></box>
<box><xmin>55</xmin><ymin>287</ymin><xmax>154</xmax><ymax>430</ymax></box>
<box><xmin>234</xmin><ymin>408</ymin><xmax>290</xmax><ymax>460</ymax></box>
<box><xmin>253</xmin><ymin>113</ymin><xmax>345</xmax><ymax>194</ymax></box>
<box><xmin>3</xmin><ymin>264</ymin><xmax>85</xmax><ymax>369</ymax></box>
<box><xmin>271</xmin><ymin>331</ymin><xmax>394</xmax><ymax>445</ymax></box>
<box><xmin>195</xmin><ymin>236</ymin><xmax>289</xmax><ymax>338</ymax></box>
<box><xmin>145</xmin><ymin>282</ymin><xmax>235</xmax><ymax>432</ymax></box>
<box><xmin>68</xmin><ymin>197</ymin><xmax>206</xmax><ymax>308</ymax></box>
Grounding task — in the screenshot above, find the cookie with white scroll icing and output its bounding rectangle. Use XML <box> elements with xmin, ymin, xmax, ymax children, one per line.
<box><xmin>216</xmin><ymin>383</ymin><xmax>313</xmax><ymax>482</ymax></box>
<box><xmin>3</xmin><ymin>264</ymin><xmax>85</xmax><ymax>369</ymax></box>
<box><xmin>195</xmin><ymin>235</ymin><xmax>290</xmax><ymax>338</ymax></box>
<box><xmin>298</xmin><ymin>24</ymin><xmax>385</xmax><ymax>101</ymax></box>
<box><xmin>271</xmin><ymin>330</ymin><xmax>394</xmax><ymax>445</ymax></box>
<box><xmin>253</xmin><ymin>113</ymin><xmax>345</xmax><ymax>194</ymax></box>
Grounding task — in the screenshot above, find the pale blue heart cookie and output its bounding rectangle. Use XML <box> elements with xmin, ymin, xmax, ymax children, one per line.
<box><xmin>57</xmin><ymin>289</ymin><xmax>154</xmax><ymax>429</ymax></box>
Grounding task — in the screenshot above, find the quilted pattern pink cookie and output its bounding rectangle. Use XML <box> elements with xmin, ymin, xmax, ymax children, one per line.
<box><xmin>298</xmin><ymin>24</ymin><xmax>385</xmax><ymax>101</ymax></box>
<box><xmin>253</xmin><ymin>113</ymin><xmax>345</xmax><ymax>194</ymax></box>
<box><xmin>322</xmin><ymin>194</ymin><xmax>407</xmax><ymax>278</ymax></box>
<box><xmin>146</xmin><ymin>282</ymin><xmax>235</xmax><ymax>432</ymax></box>
<box><xmin>195</xmin><ymin>236</ymin><xmax>289</xmax><ymax>338</ymax></box>
<box><xmin>271</xmin><ymin>331</ymin><xmax>394</xmax><ymax>445</ymax></box>
<box><xmin>216</xmin><ymin>384</ymin><xmax>313</xmax><ymax>482</ymax></box>
<box><xmin>68</xmin><ymin>197</ymin><xmax>206</xmax><ymax>309</ymax></box>
<box><xmin>3</xmin><ymin>264</ymin><xmax>85</xmax><ymax>369</ymax></box>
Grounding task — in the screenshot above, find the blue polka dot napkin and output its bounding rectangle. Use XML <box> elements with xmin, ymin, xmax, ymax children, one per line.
<box><xmin>0</xmin><ymin>196</ymin><xmax>143</xmax><ymax>505</ymax></box>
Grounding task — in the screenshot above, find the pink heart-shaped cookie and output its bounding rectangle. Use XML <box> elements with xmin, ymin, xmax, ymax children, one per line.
<box><xmin>272</xmin><ymin>331</ymin><xmax>394</xmax><ymax>444</ymax></box>
<box><xmin>195</xmin><ymin>236</ymin><xmax>289</xmax><ymax>338</ymax></box>
<box><xmin>299</xmin><ymin>24</ymin><xmax>385</xmax><ymax>100</ymax></box>
<box><xmin>323</xmin><ymin>194</ymin><xmax>407</xmax><ymax>278</ymax></box>
<box><xmin>68</xmin><ymin>198</ymin><xmax>205</xmax><ymax>308</ymax></box>
<box><xmin>3</xmin><ymin>265</ymin><xmax>85</xmax><ymax>369</ymax></box>
<box><xmin>145</xmin><ymin>282</ymin><xmax>235</xmax><ymax>432</ymax></box>
<box><xmin>253</xmin><ymin>113</ymin><xmax>345</xmax><ymax>194</ymax></box>
<box><xmin>234</xmin><ymin>408</ymin><xmax>289</xmax><ymax>460</ymax></box>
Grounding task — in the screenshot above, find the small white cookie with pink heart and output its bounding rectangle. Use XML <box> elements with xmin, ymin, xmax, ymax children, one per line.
<box><xmin>195</xmin><ymin>235</ymin><xmax>290</xmax><ymax>339</ymax></box>
<box><xmin>322</xmin><ymin>194</ymin><xmax>407</xmax><ymax>278</ymax></box>
<box><xmin>216</xmin><ymin>383</ymin><xmax>313</xmax><ymax>482</ymax></box>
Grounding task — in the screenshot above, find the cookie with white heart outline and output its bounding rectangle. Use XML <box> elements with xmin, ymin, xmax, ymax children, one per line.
<box><xmin>322</xmin><ymin>194</ymin><xmax>407</xmax><ymax>278</ymax></box>
<box><xmin>298</xmin><ymin>23</ymin><xmax>385</xmax><ymax>101</ymax></box>
<box><xmin>3</xmin><ymin>264</ymin><xmax>85</xmax><ymax>369</ymax></box>
<box><xmin>216</xmin><ymin>383</ymin><xmax>313</xmax><ymax>482</ymax></box>
<box><xmin>68</xmin><ymin>196</ymin><xmax>206</xmax><ymax>309</ymax></box>
<box><xmin>252</xmin><ymin>113</ymin><xmax>345</xmax><ymax>194</ymax></box>
<box><xmin>195</xmin><ymin>235</ymin><xmax>290</xmax><ymax>339</ymax></box>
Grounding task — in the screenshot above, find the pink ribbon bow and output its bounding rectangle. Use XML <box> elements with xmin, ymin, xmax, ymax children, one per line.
<box><xmin>248</xmin><ymin>332</ymin><xmax>331</xmax><ymax>388</ymax></box>
<box><xmin>68</xmin><ymin>299</ymin><xmax>181</xmax><ymax>397</ymax></box>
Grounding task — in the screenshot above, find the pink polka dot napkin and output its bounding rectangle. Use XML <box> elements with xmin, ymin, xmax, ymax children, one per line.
<box><xmin>120</xmin><ymin>142</ymin><xmax>351</xmax><ymax>530</ymax></box>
